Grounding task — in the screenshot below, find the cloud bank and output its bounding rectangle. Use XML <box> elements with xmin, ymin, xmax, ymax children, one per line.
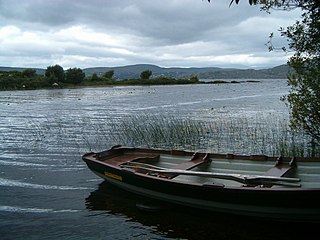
<box><xmin>0</xmin><ymin>0</ymin><xmax>301</xmax><ymax>69</ymax></box>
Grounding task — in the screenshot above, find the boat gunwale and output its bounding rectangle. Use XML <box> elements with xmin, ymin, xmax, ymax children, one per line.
<box><xmin>98</xmin><ymin>146</ymin><xmax>320</xmax><ymax>162</ymax></box>
<box><xmin>82</xmin><ymin>146</ymin><xmax>320</xmax><ymax>192</ymax></box>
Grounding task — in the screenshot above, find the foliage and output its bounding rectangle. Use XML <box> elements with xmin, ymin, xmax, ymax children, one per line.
<box><xmin>45</xmin><ymin>64</ymin><xmax>65</xmax><ymax>84</ymax></box>
<box><xmin>140</xmin><ymin>69</ymin><xmax>152</xmax><ymax>80</ymax></box>
<box><xmin>103</xmin><ymin>70</ymin><xmax>114</xmax><ymax>79</ymax></box>
<box><xmin>214</xmin><ymin>0</ymin><xmax>320</xmax><ymax>144</ymax></box>
<box><xmin>190</xmin><ymin>75</ymin><xmax>199</xmax><ymax>82</ymax></box>
<box><xmin>91</xmin><ymin>72</ymin><xmax>99</xmax><ymax>81</ymax></box>
<box><xmin>275</xmin><ymin>1</ymin><xmax>320</xmax><ymax>144</ymax></box>
<box><xmin>0</xmin><ymin>68</ymin><xmax>202</xmax><ymax>90</ymax></box>
<box><xmin>117</xmin><ymin>76</ymin><xmax>199</xmax><ymax>86</ymax></box>
<box><xmin>22</xmin><ymin>69</ymin><xmax>37</xmax><ymax>78</ymax></box>
<box><xmin>208</xmin><ymin>0</ymin><xmax>258</xmax><ymax>5</ymax></box>
<box><xmin>65</xmin><ymin>67</ymin><xmax>85</xmax><ymax>84</ymax></box>
<box><xmin>0</xmin><ymin>70</ymin><xmax>49</xmax><ymax>90</ymax></box>
<box><xmin>285</xmin><ymin>57</ymin><xmax>320</xmax><ymax>144</ymax></box>
<box><xmin>209</xmin><ymin>0</ymin><xmax>302</xmax><ymax>8</ymax></box>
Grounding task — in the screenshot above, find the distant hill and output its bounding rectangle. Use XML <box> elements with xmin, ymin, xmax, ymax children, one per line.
<box><xmin>0</xmin><ymin>66</ymin><xmax>45</xmax><ymax>75</ymax></box>
<box><xmin>83</xmin><ymin>64</ymin><xmax>220</xmax><ymax>79</ymax></box>
<box><xmin>83</xmin><ymin>64</ymin><xmax>289</xmax><ymax>79</ymax></box>
<box><xmin>196</xmin><ymin>65</ymin><xmax>289</xmax><ymax>79</ymax></box>
<box><xmin>0</xmin><ymin>64</ymin><xmax>289</xmax><ymax>79</ymax></box>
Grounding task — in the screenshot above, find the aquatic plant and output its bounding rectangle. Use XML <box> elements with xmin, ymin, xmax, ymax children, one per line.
<box><xmin>104</xmin><ymin>114</ymin><xmax>319</xmax><ymax>157</ymax></box>
<box><xmin>21</xmin><ymin>114</ymin><xmax>319</xmax><ymax>158</ymax></box>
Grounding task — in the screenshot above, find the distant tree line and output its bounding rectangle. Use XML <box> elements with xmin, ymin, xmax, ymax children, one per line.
<box><xmin>0</xmin><ymin>64</ymin><xmax>200</xmax><ymax>90</ymax></box>
<box><xmin>0</xmin><ymin>69</ymin><xmax>48</xmax><ymax>90</ymax></box>
<box><xmin>87</xmin><ymin>68</ymin><xmax>199</xmax><ymax>86</ymax></box>
<box><xmin>45</xmin><ymin>65</ymin><xmax>85</xmax><ymax>85</ymax></box>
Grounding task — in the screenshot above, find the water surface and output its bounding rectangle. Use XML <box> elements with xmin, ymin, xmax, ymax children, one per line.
<box><xmin>1</xmin><ymin>80</ymin><xmax>316</xmax><ymax>239</ymax></box>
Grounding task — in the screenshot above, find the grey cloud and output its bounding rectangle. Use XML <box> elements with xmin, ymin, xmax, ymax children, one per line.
<box><xmin>0</xmin><ymin>0</ymin><xmax>263</xmax><ymax>43</ymax></box>
<box><xmin>0</xmin><ymin>0</ymin><xmax>301</xmax><ymax>68</ymax></box>
<box><xmin>0</xmin><ymin>0</ymin><xmax>74</xmax><ymax>26</ymax></box>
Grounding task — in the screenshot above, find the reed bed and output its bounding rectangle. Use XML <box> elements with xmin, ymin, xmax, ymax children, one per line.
<box><xmin>21</xmin><ymin>114</ymin><xmax>319</xmax><ymax>157</ymax></box>
<box><xmin>107</xmin><ymin>115</ymin><xmax>319</xmax><ymax>157</ymax></box>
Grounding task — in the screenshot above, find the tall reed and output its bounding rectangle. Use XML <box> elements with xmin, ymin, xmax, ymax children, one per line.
<box><xmin>22</xmin><ymin>114</ymin><xmax>319</xmax><ymax>157</ymax></box>
<box><xmin>105</xmin><ymin>114</ymin><xmax>319</xmax><ymax>157</ymax></box>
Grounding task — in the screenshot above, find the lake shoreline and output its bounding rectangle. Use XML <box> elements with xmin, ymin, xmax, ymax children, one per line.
<box><xmin>0</xmin><ymin>79</ymin><xmax>261</xmax><ymax>91</ymax></box>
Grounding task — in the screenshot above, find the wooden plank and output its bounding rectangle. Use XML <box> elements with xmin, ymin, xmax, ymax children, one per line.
<box><xmin>160</xmin><ymin>153</ymin><xmax>211</xmax><ymax>179</ymax></box>
<box><xmin>265</xmin><ymin>157</ymin><xmax>296</xmax><ymax>177</ymax></box>
<box><xmin>265</xmin><ymin>164</ymin><xmax>292</xmax><ymax>177</ymax></box>
<box><xmin>104</xmin><ymin>154</ymin><xmax>160</xmax><ymax>166</ymax></box>
<box><xmin>172</xmin><ymin>158</ymin><xmax>205</xmax><ymax>170</ymax></box>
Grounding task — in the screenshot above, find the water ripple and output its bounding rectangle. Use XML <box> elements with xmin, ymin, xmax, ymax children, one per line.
<box><xmin>0</xmin><ymin>205</ymin><xmax>81</xmax><ymax>214</ymax></box>
<box><xmin>0</xmin><ymin>159</ymin><xmax>48</xmax><ymax>167</ymax></box>
<box><xmin>0</xmin><ymin>159</ymin><xmax>85</xmax><ymax>171</ymax></box>
<box><xmin>0</xmin><ymin>178</ymin><xmax>92</xmax><ymax>190</ymax></box>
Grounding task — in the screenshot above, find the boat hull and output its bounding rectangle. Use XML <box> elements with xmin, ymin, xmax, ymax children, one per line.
<box><xmin>83</xmin><ymin>157</ymin><xmax>320</xmax><ymax>222</ymax></box>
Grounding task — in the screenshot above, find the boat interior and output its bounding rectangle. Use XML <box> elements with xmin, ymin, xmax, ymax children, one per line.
<box><xmin>93</xmin><ymin>146</ymin><xmax>320</xmax><ymax>189</ymax></box>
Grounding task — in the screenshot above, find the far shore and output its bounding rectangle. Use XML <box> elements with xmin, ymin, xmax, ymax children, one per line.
<box><xmin>0</xmin><ymin>79</ymin><xmax>261</xmax><ymax>91</ymax></box>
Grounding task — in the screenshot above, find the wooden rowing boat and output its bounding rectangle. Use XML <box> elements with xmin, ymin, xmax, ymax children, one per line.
<box><xmin>82</xmin><ymin>145</ymin><xmax>320</xmax><ymax>222</ymax></box>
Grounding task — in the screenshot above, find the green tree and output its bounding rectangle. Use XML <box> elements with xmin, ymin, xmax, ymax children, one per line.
<box><xmin>22</xmin><ymin>69</ymin><xmax>37</xmax><ymax>78</ymax></box>
<box><xmin>91</xmin><ymin>72</ymin><xmax>100</xmax><ymax>81</ymax></box>
<box><xmin>45</xmin><ymin>64</ymin><xmax>65</xmax><ymax>84</ymax></box>
<box><xmin>212</xmin><ymin>0</ymin><xmax>320</xmax><ymax>144</ymax></box>
<box><xmin>65</xmin><ymin>68</ymin><xmax>85</xmax><ymax>84</ymax></box>
<box><xmin>190</xmin><ymin>75</ymin><xmax>199</xmax><ymax>82</ymax></box>
<box><xmin>103</xmin><ymin>70</ymin><xmax>114</xmax><ymax>79</ymax></box>
<box><xmin>140</xmin><ymin>70</ymin><xmax>152</xmax><ymax>80</ymax></box>
<box><xmin>258</xmin><ymin>1</ymin><xmax>320</xmax><ymax>144</ymax></box>
<box><xmin>282</xmin><ymin>1</ymin><xmax>320</xmax><ymax>144</ymax></box>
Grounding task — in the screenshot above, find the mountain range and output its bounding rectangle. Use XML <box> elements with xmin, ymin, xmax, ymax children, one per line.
<box><xmin>0</xmin><ymin>64</ymin><xmax>289</xmax><ymax>79</ymax></box>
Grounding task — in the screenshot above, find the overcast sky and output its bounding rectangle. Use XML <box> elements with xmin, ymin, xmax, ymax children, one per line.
<box><xmin>0</xmin><ymin>0</ymin><xmax>301</xmax><ymax>69</ymax></box>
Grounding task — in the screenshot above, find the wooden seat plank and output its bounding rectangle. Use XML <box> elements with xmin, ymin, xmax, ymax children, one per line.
<box><xmin>104</xmin><ymin>154</ymin><xmax>160</xmax><ymax>166</ymax></box>
<box><xmin>160</xmin><ymin>153</ymin><xmax>211</xmax><ymax>179</ymax></box>
<box><xmin>265</xmin><ymin>157</ymin><xmax>296</xmax><ymax>178</ymax></box>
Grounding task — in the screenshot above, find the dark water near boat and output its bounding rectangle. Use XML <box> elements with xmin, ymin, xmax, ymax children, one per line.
<box><xmin>0</xmin><ymin>80</ymin><xmax>317</xmax><ymax>239</ymax></box>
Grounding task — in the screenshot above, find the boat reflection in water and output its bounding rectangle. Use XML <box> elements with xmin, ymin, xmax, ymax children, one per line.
<box><xmin>85</xmin><ymin>181</ymin><xmax>318</xmax><ymax>240</ymax></box>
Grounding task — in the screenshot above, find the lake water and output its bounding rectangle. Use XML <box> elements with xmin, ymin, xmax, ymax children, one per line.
<box><xmin>0</xmin><ymin>80</ymin><xmax>317</xmax><ymax>239</ymax></box>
